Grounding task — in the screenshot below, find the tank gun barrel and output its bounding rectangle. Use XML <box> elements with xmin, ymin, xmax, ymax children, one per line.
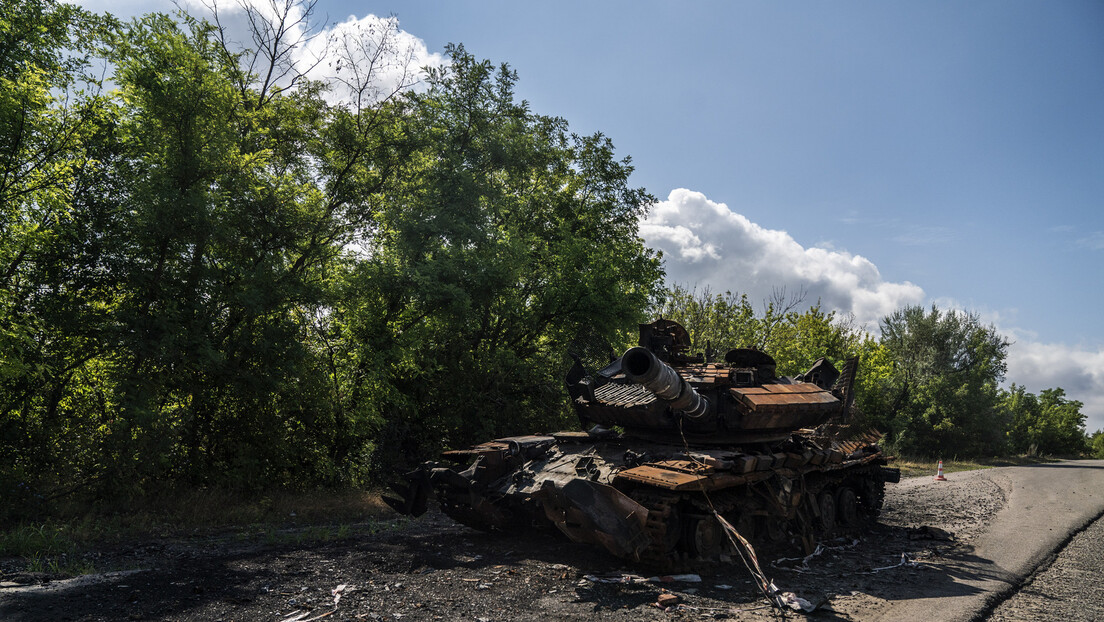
<box><xmin>621</xmin><ymin>347</ymin><xmax>712</xmax><ymax>419</ymax></box>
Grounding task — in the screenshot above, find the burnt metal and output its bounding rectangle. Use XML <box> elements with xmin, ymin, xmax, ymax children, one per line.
<box><xmin>387</xmin><ymin>319</ymin><xmax>897</xmax><ymax>569</ymax></box>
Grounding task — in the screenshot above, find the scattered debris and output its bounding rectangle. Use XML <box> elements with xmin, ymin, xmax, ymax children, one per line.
<box><xmin>778</xmin><ymin>591</ymin><xmax>820</xmax><ymax>613</ymax></box>
<box><xmin>582</xmin><ymin>573</ymin><xmax>702</xmax><ymax>584</ymax></box>
<box><xmin>771</xmin><ymin>538</ymin><xmax>860</xmax><ymax>572</ymax></box>
<box><xmin>278</xmin><ymin>584</ymin><xmax>350</xmax><ymax>622</ymax></box>
<box><xmin>870</xmin><ymin>552</ymin><xmax>933</xmax><ymax>573</ymax></box>
<box><xmin>331</xmin><ymin>584</ymin><xmax>346</xmax><ymax>607</ymax></box>
<box><xmin>655</xmin><ymin>592</ymin><xmax>681</xmax><ymax>609</ymax></box>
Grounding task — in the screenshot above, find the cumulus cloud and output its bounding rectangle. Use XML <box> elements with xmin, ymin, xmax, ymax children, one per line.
<box><xmin>191</xmin><ymin>0</ymin><xmax>445</xmax><ymax>106</ymax></box>
<box><xmin>78</xmin><ymin>0</ymin><xmax>444</xmax><ymax>108</ymax></box>
<box><xmin>641</xmin><ymin>189</ymin><xmax>925</xmax><ymax>328</ymax></box>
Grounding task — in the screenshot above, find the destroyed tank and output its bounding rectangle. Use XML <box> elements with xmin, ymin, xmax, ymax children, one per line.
<box><xmin>385</xmin><ymin>319</ymin><xmax>899</xmax><ymax>568</ymax></box>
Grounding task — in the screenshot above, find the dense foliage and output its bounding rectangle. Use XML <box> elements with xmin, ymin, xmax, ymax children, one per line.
<box><xmin>653</xmin><ymin>284</ymin><xmax>865</xmax><ymax>376</ymax></box>
<box><xmin>0</xmin><ymin>0</ymin><xmax>662</xmax><ymax>509</ymax></box>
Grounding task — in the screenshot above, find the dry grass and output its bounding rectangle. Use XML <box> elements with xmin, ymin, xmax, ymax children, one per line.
<box><xmin>1</xmin><ymin>488</ymin><xmax>397</xmax><ymax>561</ymax></box>
<box><xmin>889</xmin><ymin>455</ymin><xmax>1063</xmax><ymax>479</ymax></box>
<box><xmin>123</xmin><ymin>488</ymin><xmax>395</xmax><ymax>531</ymax></box>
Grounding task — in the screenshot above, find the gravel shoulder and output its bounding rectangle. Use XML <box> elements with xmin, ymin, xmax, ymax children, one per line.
<box><xmin>2</xmin><ymin>462</ymin><xmax>1091</xmax><ymax>622</ymax></box>
<box><xmin>988</xmin><ymin>512</ymin><xmax>1104</xmax><ymax>622</ymax></box>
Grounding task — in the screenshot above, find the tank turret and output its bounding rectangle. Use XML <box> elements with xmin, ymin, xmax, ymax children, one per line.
<box><xmin>567</xmin><ymin>320</ymin><xmax>853</xmax><ymax>443</ymax></box>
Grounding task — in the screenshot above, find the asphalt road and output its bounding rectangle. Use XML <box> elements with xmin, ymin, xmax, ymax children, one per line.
<box><xmin>874</xmin><ymin>459</ymin><xmax>1104</xmax><ymax>622</ymax></box>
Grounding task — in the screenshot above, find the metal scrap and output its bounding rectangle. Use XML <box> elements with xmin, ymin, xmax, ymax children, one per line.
<box><xmin>582</xmin><ymin>573</ymin><xmax>702</xmax><ymax>585</ymax></box>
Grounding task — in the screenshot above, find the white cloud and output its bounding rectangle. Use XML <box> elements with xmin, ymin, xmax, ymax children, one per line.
<box><xmin>199</xmin><ymin>1</ymin><xmax>445</xmax><ymax>106</ymax></box>
<box><xmin>298</xmin><ymin>13</ymin><xmax>445</xmax><ymax>106</ymax></box>
<box><xmin>76</xmin><ymin>0</ymin><xmax>445</xmax><ymax>108</ymax></box>
<box><xmin>642</xmin><ymin>188</ymin><xmax>925</xmax><ymax>328</ymax></box>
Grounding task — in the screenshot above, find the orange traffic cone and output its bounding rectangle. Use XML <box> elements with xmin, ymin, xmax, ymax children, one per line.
<box><xmin>933</xmin><ymin>460</ymin><xmax>947</xmax><ymax>481</ymax></box>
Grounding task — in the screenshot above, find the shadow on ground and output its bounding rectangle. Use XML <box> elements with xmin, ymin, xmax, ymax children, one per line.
<box><xmin>0</xmin><ymin>511</ymin><xmax>1009</xmax><ymax>621</ymax></box>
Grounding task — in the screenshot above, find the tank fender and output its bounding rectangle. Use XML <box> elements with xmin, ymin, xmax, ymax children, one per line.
<box><xmin>537</xmin><ymin>479</ymin><xmax>651</xmax><ymax>559</ymax></box>
<box><xmin>382</xmin><ymin>465</ymin><xmax>432</xmax><ymax>517</ymax></box>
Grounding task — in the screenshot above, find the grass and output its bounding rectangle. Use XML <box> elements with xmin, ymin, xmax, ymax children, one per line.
<box><xmin>23</xmin><ymin>551</ymin><xmax>97</xmax><ymax>576</ymax></box>
<box><xmin>0</xmin><ymin>488</ymin><xmax>401</xmax><ymax>577</ymax></box>
<box><xmin>889</xmin><ymin>454</ymin><xmax>1065</xmax><ymax>479</ymax></box>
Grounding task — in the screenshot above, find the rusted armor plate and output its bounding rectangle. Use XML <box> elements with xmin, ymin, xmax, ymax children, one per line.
<box><xmin>730</xmin><ymin>383</ymin><xmax>839</xmax><ymax>412</ymax></box>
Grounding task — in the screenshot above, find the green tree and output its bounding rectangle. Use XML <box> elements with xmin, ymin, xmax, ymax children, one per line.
<box><xmin>764</xmin><ymin>303</ymin><xmax>863</xmax><ymax>377</ymax></box>
<box><xmin>330</xmin><ymin>45</ymin><xmax>664</xmax><ymax>471</ymax></box>
<box><xmin>1091</xmin><ymin>430</ymin><xmax>1104</xmax><ymax>459</ymax></box>
<box><xmin>1003</xmin><ymin>386</ymin><xmax>1088</xmax><ymax>456</ymax></box>
<box><xmin>1</xmin><ymin>1</ymin><xmax>407</xmax><ymax>501</ymax></box>
<box><xmin>653</xmin><ymin>284</ymin><xmax>757</xmax><ymax>355</ymax></box>
<box><xmin>0</xmin><ymin>0</ymin><xmax>118</xmax><ymax>504</ymax></box>
<box><xmin>850</xmin><ymin>337</ymin><xmax>894</xmax><ymax>429</ymax></box>
<box><xmin>1003</xmin><ymin>384</ymin><xmax>1042</xmax><ymax>454</ymax></box>
<box><xmin>878</xmin><ymin>304</ymin><xmax>1010</xmax><ymax>457</ymax></box>
<box><xmin>98</xmin><ymin>9</ymin><xmax>412</xmax><ymax>490</ymax></box>
<box><xmin>655</xmin><ymin>284</ymin><xmax>863</xmax><ymax>376</ymax></box>
<box><xmin>0</xmin><ymin>3</ymin><xmax>664</xmax><ymax>506</ymax></box>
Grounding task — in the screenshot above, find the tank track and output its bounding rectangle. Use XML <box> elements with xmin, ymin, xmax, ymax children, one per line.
<box><xmin>629</xmin><ymin>487</ymin><xmax>754</xmax><ymax>571</ymax></box>
<box><xmin>629</xmin><ymin>489</ymin><xmax>683</xmax><ymax>567</ymax></box>
<box><xmin>624</xmin><ymin>463</ymin><xmax>888</xmax><ymax>570</ymax></box>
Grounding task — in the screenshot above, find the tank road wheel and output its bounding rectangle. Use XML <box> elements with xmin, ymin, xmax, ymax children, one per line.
<box><xmin>817</xmin><ymin>490</ymin><xmax>837</xmax><ymax>533</ymax></box>
<box><xmin>760</xmin><ymin>516</ymin><xmax>788</xmax><ymax>543</ymax></box>
<box><xmin>683</xmin><ymin>514</ymin><xmax>724</xmax><ymax>559</ymax></box>
<box><xmin>836</xmin><ymin>487</ymin><xmax>859</xmax><ymax>527</ymax></box>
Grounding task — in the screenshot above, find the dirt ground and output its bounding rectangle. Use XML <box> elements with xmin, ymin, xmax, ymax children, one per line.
<box><xmin>0</xmin><ymin>469</ymin><xmax>1010</xmax><ymax>621</ymax></box>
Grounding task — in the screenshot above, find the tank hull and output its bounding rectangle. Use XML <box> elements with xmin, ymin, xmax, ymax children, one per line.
<box><xmin>389</xmin><ymin>429</ymin><xmax>898</xmax><ymax>568</ymax></box>
<box><xmin>385</xmin><ymin>319</ymin><xmax>898</xmax><ymax>568</ymax></box>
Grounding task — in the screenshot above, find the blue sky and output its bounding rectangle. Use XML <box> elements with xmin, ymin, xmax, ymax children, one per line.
<box><xmin>79</xmin><ymin>0</ymin><xmax>1104</xmax><ymax>431</ymax></box>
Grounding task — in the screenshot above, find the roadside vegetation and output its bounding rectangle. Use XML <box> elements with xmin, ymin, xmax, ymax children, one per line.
<box><xmin>1</xmin><ymin>488</ymin><xmax>399</xmax><ymax>575</ymax></box>
<box><xmin>2</xmin><ymin>0</ymin><xmax>1101</xmax><ymax>562</ymax></box>
<box><xmin>657</xmin><ymin>286</ymin><xmax>1099</xmax><ymax>461</ymax></box>
<box><xmin>890</xmin><ymin>455</ymin><xmax>1060</xmax><ymax>479</ymax></box>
